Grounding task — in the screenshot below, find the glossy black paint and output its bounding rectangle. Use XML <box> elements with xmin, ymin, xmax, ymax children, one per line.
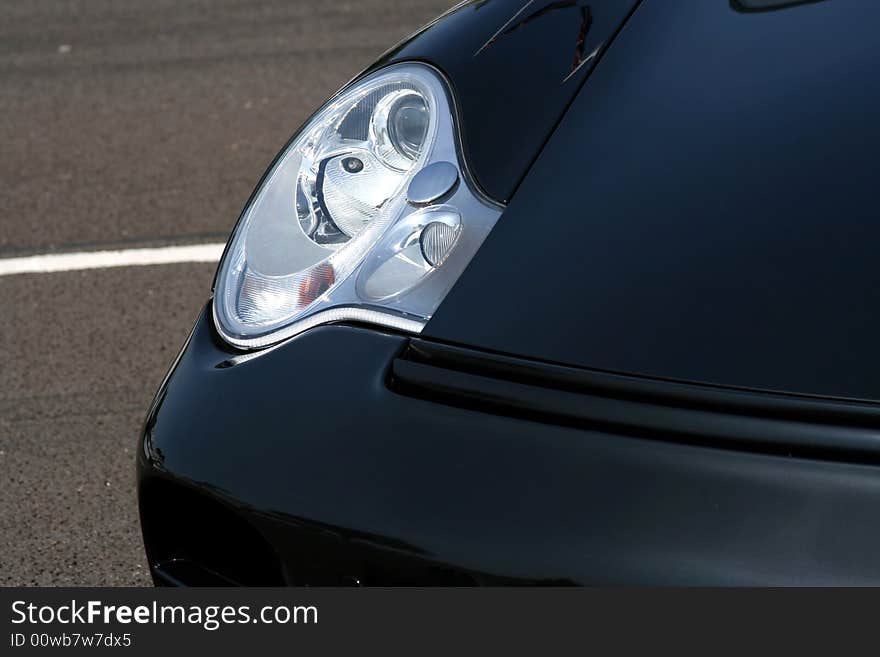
<box><xmin>427</xmin><ymin>0</ymin><xmax>880</xmax><ymax>401</ymax></box>
<box><xmin>140</xmin><ymin>0</ymin><xmax>880</xmax><ymax>585</ymax></box>
<box><xmin>731</xmin><ymin>0</ymin><xmax>827</xmax><ymax>12</ymax></box>
<box><xmin>371</xmin><ymin>0</ymin><xmax>641</xmax><ymax>202</ymax></box>
<box><xmin>393</xmin><ymin>339</ymin><xmax>880</xmax><ymax>462</ymax></box>
<box><xmin>140</xmin><ymin>308</ymin><xmax>880</xmax><ymax>585</ymax></box>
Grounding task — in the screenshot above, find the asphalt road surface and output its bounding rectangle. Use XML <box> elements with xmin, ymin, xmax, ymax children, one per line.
<box><xmin>1</xmin><ymin>0</ymin><xmax>452</xmax><ymax>586</ymax></box>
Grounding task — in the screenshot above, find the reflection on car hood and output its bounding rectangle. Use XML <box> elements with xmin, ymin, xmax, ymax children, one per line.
<box><xmin>425</xmin><ymin>0</ymin><xmax>880</xmax><ymax>402</ymax></box>
<box><xmin>374</xmin><ymin>0</ymin><xmax>640</xmax><ymax>202</ymax></box>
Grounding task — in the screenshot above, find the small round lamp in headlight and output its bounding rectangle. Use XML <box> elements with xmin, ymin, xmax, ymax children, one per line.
<box><xmin>388</xmin><ymin>93</ymin><xmax>429</xmax><ymax>159</ymax></box>
<box><xmin>371</xmin><ymin>89</ymin><xmax>429</xmax><ymax>170</ymax></box>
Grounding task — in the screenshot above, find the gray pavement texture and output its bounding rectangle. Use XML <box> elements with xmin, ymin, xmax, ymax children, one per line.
<box><xmin>0</xmin><ymin>0</ymin><xmax>452</xmax><ymax>586</ymax></box>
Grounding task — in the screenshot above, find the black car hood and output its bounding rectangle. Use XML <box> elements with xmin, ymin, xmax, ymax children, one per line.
<box><xmin>375</xmin><ymin>0</ymin><xmax>640</xmax><ymax>202</ymax></box>
<box><xmin>425</xmin><ymin>0</ymin><xmax>880</xmax><ymax>402</ymax></box>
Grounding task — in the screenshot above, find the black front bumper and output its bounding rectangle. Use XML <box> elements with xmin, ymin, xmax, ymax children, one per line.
<box><xmin>138</xmin><ymin>304</ymin><xmax>880</xmax><ymax>585</ymax></box>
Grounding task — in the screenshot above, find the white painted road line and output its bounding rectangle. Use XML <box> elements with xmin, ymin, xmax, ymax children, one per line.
<box><xmin>0</xmin><ymin>242</ymin><xmax>226</xmax><ymax>276</ymax></box>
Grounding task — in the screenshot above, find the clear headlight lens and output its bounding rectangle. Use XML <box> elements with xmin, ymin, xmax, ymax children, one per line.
<box><xmin>213</xmin><ymin>63</ymin><xmax>502</xmax><ymax>349</ymax></box>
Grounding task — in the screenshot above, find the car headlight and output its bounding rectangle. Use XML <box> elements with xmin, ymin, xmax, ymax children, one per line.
<box><xmin>213</xmin><ymin>63</ymin><xmax>503</xmax><ymax>349</ymax></box>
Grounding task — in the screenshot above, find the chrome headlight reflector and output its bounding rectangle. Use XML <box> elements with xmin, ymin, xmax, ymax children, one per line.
<box><xmin>213</xmin><ymin>63</ymin><xmax>502</xmax><ymax>348</ymax></box>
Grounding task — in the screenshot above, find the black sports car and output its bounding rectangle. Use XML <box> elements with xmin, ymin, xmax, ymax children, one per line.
<box><xmin>138</xmin><ymin>0</ymin><xmax>880</xmax><ymax>586</ymax></box>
